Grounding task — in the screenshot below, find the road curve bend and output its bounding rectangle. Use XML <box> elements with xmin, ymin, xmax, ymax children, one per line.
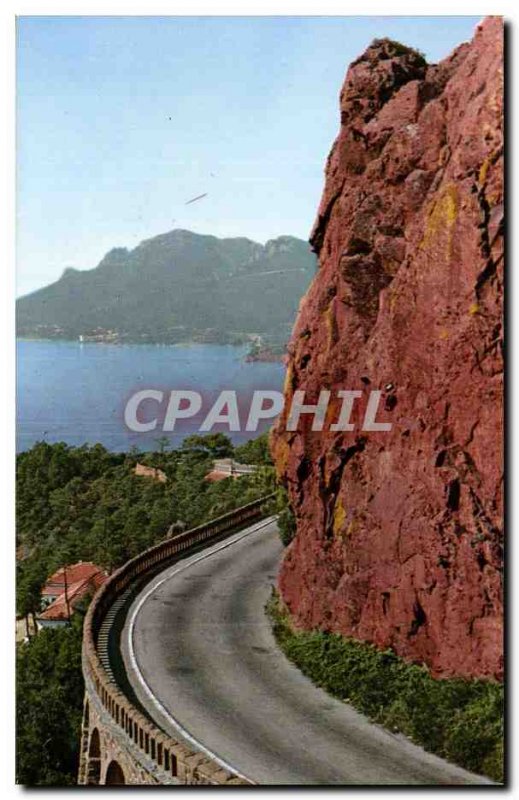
<box><xmin>121</xmin><ymin>519</ymin><xmax>490</xmax><ymax>786</ymax></box>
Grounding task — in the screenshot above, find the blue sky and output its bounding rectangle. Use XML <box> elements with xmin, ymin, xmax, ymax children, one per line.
<box><xmin>17</xmin><ymin>15</ymin><xmax>480</xmax><ymax>296</ymax></box>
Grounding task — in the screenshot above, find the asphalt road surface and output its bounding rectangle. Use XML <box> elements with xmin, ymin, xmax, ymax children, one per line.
<box><xmin>121</xmin><ymin>518</ymin><xmax>491</xmax><ymax>785</ymax></box>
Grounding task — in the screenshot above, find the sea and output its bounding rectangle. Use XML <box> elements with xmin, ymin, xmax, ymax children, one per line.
<box><xmin>16</xmin><ymin>340</ymin><xmax>286</xmax><ymax>454</ymax></box>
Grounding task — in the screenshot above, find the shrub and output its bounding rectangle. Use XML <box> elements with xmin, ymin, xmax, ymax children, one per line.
<box><xmin>267</xmin><ymin>593</ymin><xmax>503</xmax><ymax>782</ymax></box>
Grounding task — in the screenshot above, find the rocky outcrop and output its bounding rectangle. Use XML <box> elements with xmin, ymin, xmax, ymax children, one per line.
<box><xmin>271</xmin><ymin>18</ymin><xmax>503</xmax><ymax>679</ymax></box>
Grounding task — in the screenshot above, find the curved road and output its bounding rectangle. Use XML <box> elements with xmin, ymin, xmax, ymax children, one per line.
<box><xmin>121</xmin><ymin>519</ymin><xmax>490</xmax><ymax>786</ymax></box>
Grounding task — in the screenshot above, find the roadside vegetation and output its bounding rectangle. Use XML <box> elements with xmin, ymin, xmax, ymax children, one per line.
<box><xmin>267</xmin><ymin>593</ymin><xmax>504</xmax><ymax>783</ymax></box>
<box><xmin>16</xmin><ymin>433</ymin><xmax>275</xmax><ymax>786</ymax></box>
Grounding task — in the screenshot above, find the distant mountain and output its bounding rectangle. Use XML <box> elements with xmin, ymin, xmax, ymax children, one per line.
<box><xmin>16</xmin><ymin>229</ymin><xmax>316</xmax><ymax>346</ymax></box>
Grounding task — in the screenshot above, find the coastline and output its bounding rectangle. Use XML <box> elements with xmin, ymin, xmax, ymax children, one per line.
<box><xmin>17</xmin><ymin>337</ymin><xmax>287</xmax><ymax>363</ymax></box>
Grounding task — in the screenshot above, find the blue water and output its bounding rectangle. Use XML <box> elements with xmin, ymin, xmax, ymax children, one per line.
<box><xmin>16</xmin><ymin>340</ymin><xmax>285</xmax><ymax>453</ymax></box>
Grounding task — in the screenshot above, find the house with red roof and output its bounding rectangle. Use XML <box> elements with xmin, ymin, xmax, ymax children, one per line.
<box><xmin>37</xmin><ymin>562</ymin><xmax>107</xmax><ymax>629</ymax></box>
<box><xmin>134</xmin><ymin>463</ymin><xmax>167</xmax><ymax>483</ymax></box>
<box><xmin>204</xmin><ymin>458</ymin><xmax>257</xmax><ymax>482</ymax></box>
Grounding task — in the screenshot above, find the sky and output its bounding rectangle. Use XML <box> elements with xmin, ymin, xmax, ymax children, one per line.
<box><xmin>17</xmin><ymin>15</ymin><xmax>481</xmax><ymax>297</ymax></box>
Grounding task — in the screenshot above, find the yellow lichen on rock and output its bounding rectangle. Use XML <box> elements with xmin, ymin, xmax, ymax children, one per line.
<box><xmin>420</xmin><ymin>183</ymin><xmax>458</xmax><ymax>257</ymax></box>
<box><xmin>333</xmin><ymin>498</ymin><xmax>347</xmax><ymax>537</ymax></box>
<box><xmin>283</xmin><ymin>363</ymin><xmax>293</xmax><ymax>396</ymax></box>
<box><xmin>324</xmin><ymin>302</ymin><xmax>338</xmax><ymax>349</ymax></box>
<box><xmin>273</xmin><ymin>434</ymin><xmax>291</xmax><ymax>481</ymax></box>
<box><xmin>479</xmin><ymin>158</ymin><xmax>491</xmax><ymax>187</ymax></box>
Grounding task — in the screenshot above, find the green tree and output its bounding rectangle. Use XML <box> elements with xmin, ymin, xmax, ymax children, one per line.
<box><xmin>181</xmin><ymin>433</ymin><xmax>234</xmax><ymax>459</ymax></box>
<box><xmin>234</xmin><ymin>432</ymin><xmax>273</xmax><ymax>465</ymax></box>
<box><xmin>17</xmin><ymin>557</ymin><xmax>48</xmax><ymax>635</ymax></box>
<box><xmin>16</xmin><ymin>615</ymin><xmax>84</xmax><ymax>785</ymax></box>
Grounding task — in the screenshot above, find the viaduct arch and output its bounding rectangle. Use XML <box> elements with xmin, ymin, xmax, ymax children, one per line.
<box><xmin>105</xmin><ymin>760</ymin><xmax>126</xmax><ymax>785</ymax></box>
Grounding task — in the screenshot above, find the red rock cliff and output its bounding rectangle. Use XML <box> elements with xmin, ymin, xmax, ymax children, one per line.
<box><xmin>271</xmin><ymin>17</ymin><xmax>503</xmax><ymax>680</ymax></box>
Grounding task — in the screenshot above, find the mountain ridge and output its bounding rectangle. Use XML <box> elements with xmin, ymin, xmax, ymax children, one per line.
<box><xmin>17</xmin><ymin>228</ymin><xmax>316</xmax><ymax>346</ymax></box>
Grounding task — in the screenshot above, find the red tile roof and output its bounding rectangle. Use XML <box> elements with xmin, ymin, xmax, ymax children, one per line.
<box><xmin>41</xmin><ymin>562</ymin><xmax>104</xmax><ymax>596</ymax></box>
<box><xmin>134</xmin><ymin>463</ymin><xmax>167</xmax><ymax>483</ymax></box>
<box><xmin>39</xmin><ymin>563</ymin><xmax>107</xmax><ymax>621</ymax></box>
<box><xmin>204</xmin><ymin>470</ymin><xmax>233</xmax><ymax>483</ymax></box>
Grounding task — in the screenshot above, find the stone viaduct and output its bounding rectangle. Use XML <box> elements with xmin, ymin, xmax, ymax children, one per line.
<box><xmin>78</xmin><ymin>496</ymin><xmax>273</xmax><ymax>785</ymax></box>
